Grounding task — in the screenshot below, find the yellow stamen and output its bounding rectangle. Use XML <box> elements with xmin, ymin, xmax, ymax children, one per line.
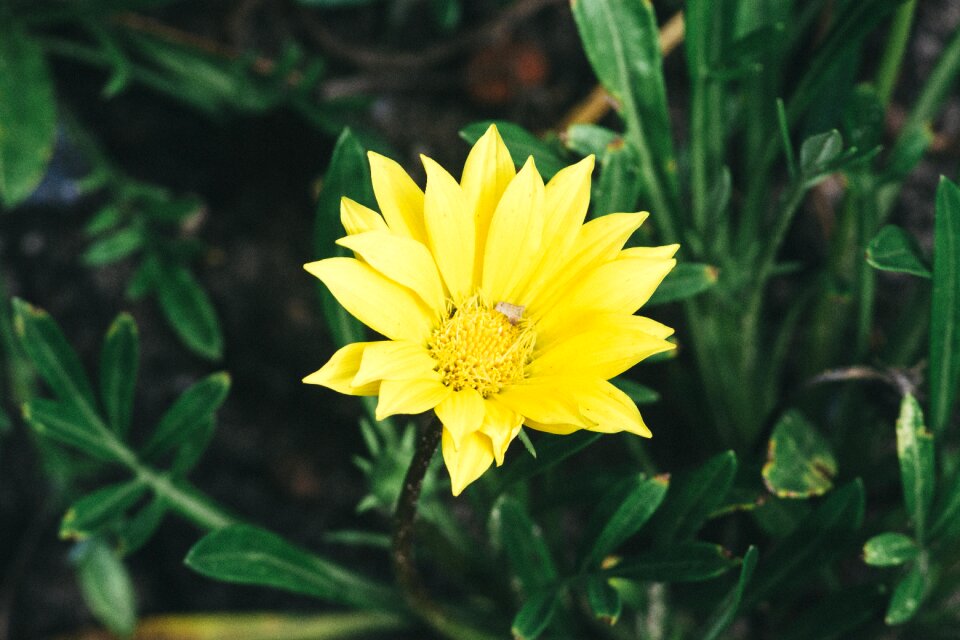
<box><xmin>428</xmin><ymin>295</ymin><xmax>535</xmax><ymax>397</ymax></box>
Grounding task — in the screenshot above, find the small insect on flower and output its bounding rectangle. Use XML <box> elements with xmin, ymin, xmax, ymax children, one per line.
<box><xmin>494</xmin><ymin>301</ymin><xmax>525</xmax><ymax>325</ymax></box>
<box><xmin>304</xmin><ymin>124</ymin><xmax>678</xmax><ymax>495</ymax></box>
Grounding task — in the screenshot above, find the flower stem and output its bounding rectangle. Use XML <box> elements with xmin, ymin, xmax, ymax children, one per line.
<box><xmin>391</xmin><ymin>420</ymin><xmax>498</xmax><ymax>640</ymax></box>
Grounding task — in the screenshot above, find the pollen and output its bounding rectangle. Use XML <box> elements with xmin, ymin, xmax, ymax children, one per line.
<box><xmin>428</xmin><ymin>295</ymin><xmax>535</xmax><ymax>398</ymax></box>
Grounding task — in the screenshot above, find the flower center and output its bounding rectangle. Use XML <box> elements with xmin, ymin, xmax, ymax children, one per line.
<box><xmin>427</xmin><ymin>295</ymin><xmax>535</xmax><ymax>398</ymax></box>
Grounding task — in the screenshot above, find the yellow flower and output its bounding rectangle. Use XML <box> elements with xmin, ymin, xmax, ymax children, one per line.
<box><xmin>304</xmin><ymin>125</ymin><xmax>677</xmax><ymax>496</ymax></box>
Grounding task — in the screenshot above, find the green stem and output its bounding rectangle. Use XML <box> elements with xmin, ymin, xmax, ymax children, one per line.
<box><xmin>392</xmin><ymin>420</ymin><xmax>498</xmax><ymax>640</ymax></box>
<box><xmin>0</xmin><ymin>280</ymin><xmax>34</xmax><ymax>408</ymax></box>
<box><xmin>875</xmin><ymin>0</ymin><xmax>917</xmax><ymax>107</ymax></box>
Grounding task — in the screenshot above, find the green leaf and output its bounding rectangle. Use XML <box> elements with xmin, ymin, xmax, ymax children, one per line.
<box><xmin>650</xmin><ymin>451</ymin><xmax>737</xmax><ymax>545</ymax></box>
<box><xmin>761</xmin><ymin>411</ymin><xmax>837</xmax><ymax>499</ymax></box>
<box><xmin>489</xmin><ymin>497</ymin><xmax>558</xmax><ymax>596</ymax></box>
<box><xmin>866</xmin><ymin>225</ymin><xmax>932</xmax><ymax>278</ymax></box>
<box><xmin>12</xmin><ymin>298</ymin><xmax>98</xmax><ymax>413</ymax></box>
<box><xmin>563</xmin><ymin>124</ymin><xmax>619</xmax><ymax>158</ymax></box>
<box><xmin>491</xmin><ymin>431</ymin><xmax>601</xmax><ymax>494</ymax></box>
<box><xmin>799</xmin><ymin>130</ymin><xmax>843</xmax><ymax>181</ymax></box>
<box><xmin>118</xmin><ymin>497</ymin><xmax>167</xmax><ymax>555</ymax></box>
<box><xmin>72</xmin><ymin>538</ymin><xmax>137</xmax><ymax>637</ymax></box>
<box><xmin>610</xmin><ymin>377</ymin><xmax>659</xmax><ymax>405</ymax></box>
<box><xmin>459</xmin><ymin>121</ymin><xmax>567</xmax><ymax>181</ymax></box>
<box><xmin>0</xmin><ymin>22</ymin><xmax>57</xmax><ymax>207</ymax></box>
<box><xmin>580</xmin><ymin>473</ymin><xmax>669</xmax><ymax>569</ymax></box>
<box><xmin>895</xmin><ymin>393</ymin><xmax>935</xmax><ymax>541</ymax></box>
<box><xmin>511</xmin><ymin>589</ymin><xmax>559</xmax><ymax>640</ymax></box>
<box><xmin>863</xmin><ymin>532</ymin><xmax>918</xmax><ymax>567</ymax></box>
<box><xmin>930</xmin><ymin>177</ymin><xmax>960</xmax><ymax>434</ymax></box>
<box><xmin>646</xmin><ymin>263</ymin><xmax>719</xmax><ymax>306</ymax></box>
<box><xmin>747</xmin><ymin>480</ymin><xmax>865</xmax><ymax>604</ymax></box>
<box><xmin>83</xmin><ymin>227</ymin><xmax>145</xmax><ymax>266</ymax></box>
<box><xmin>585</xmin><ymin>576</ymin><xmax>621</xmax><ymax>625</ymax></box>
<box><xmin>605</xmin><ymin>542</ymin><xmax>738</xmax><ymax>583</ymax></box>
<box><xmin>930</xmin><ymin>464</ymin><xmax>960</xmax><ymax>540</ymax></box>
<box><xmin>61</xmin><ymin>479</ymin><xmax>148</xmax><ymax>540</ymax></box>
<box><xmin>142</xmin><ymin>372</ymin><xmax>230</xmax><ymax>460</ymax></box>
<box><xmin>155</xmin><ymin>262</ymin><xmax>223</xmax><ymax>360</ymax></box>
<box><xmin>314</xmin><ymin>129</ymin><xmax>372</xmax><ymax>348</ymax></box>
<box><xmin>170</xmin><ymin>418</ymin><xmax>216</xmax><ymax>476</ymax></box>
<box><xmin>885</xmin><ymin>558</ymin><xmax>931</xmax><ymax>625</ymax></box>
<box><xmin>571</xmin><ymin>0</ymin><xmax>678</xmax><ymax>223</ymax></box>
<box><xmin>593</xmin><ymin>142</ymin><xmax>640</xmax><ymax>216</ymax></box>
<box><xmin>99</xmin><ymin>313</ymin><xmax>139</xmax><ymax>437</ymax></box>
<box><xmin>85</xmin><ymin>205</ymin><xmax>125</xmax><ymax>235</ymax></box>
<box><xmin>700</xmin><ymin>546</ymin><xmax>759</xmax><ymax>640</ymax></box>
<box><xmin>185</xmin><ymin>524</ymin><xmax>398</xmax><ymax>610</ymax></box>
<box><xmin>23</xmin><ymin>398</ymin><xmax>118</xmax><ymax>462</ymax></box>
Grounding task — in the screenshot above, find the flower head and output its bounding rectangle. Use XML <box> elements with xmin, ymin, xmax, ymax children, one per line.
<box><xmin>304</xmin><ymin>125</ymin><xmax>677</xmax><ymax>495</ymax></box>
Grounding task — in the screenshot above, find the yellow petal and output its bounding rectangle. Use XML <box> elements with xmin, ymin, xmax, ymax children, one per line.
<box><xmin>539</xmin><ymin>155</ymin><xmax>595</xmax><ymax>255</ymax></box>
<box><xmin>528</xmin><ymin>212</ymin><xmax>649</xmax><ymax>315</ymax></box>
<box><xmin>481</xmin><ymin>157</ymin><xmax>545</xmax><ymax>303</ymax></box>
<box><xmin>302</xmin><ymin>341</ymin><xmax>381</xmax><ymax>396</ymax></box>
<box><xmin>620</xmin><ymin>244</ymin><xmax>680</xmax><ymax>260</ymax></box>
<box><xmin>529</xmin><ymin>314</ymin><xmax>675</xmax><ymax>379</ymax></box>
<box><xmin>336</xmin><ymin>230</ymin><xmax>446</xmax><ymax>314</ymax></box>
<box><xmin>340</xmin><ymin>197</ymin><xmax>388</xmax><ymax>235</ymax></box>
<box><xmin>376</xmin><ymin>377</ymin><xmax>451</xmax><ymax>420</ymax></box>
<box><xmin>353</xmin><ymin>340</ymin><xmax>438</xmax><ymax>387</ymax></box>
<box><xmin>460</xmin><ymin>124</ymin><xmax>516</xmax><ymax>274</ymax></box>
<box><xmin>523</xmin><ymin>419</ymin><xmax>581</xmax><ymax>435</ymax></box>
<box><xmin>442</xmin><ymin>428</ymin><xmax>495</xmax><ymax>496</ymax></box>
<box><xmin>537</xmin><ymin>257</ymin><xmax>677</xmax><ymax>344</ymax></box>
<box><xmin>368</xmin><ymin>151</ymin><xmax>427</xmax><ymax>243</ymax></box>
<box><xmin>422</xmin><ymin>156</ymin><xmax>475</xmax><ymax>303</ymax></box>
<box><xmin>496</xmin><ymin>378</ymin><xmax>585</xmax><ymax>426</ymax></box>
<box><xmin>434</xmin><ymin>388</ymin><xmax>485</xmax><ymax>450</ymax></box>
<box><xmin>481</xmin><ymin>400</ymin><xmax>523</xmax><ymax>465</ymax></box>
<box><xmin>575</xmin><ymin>380</ymin><xmax>652</xmax><ymax>437</ymax></box>
<box><xmin>304</xmin><ymin>258</ymin><xmax>434</xmax><ymax>343</ymax></box>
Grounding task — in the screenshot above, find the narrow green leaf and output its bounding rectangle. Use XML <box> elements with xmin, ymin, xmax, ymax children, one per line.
<box><xmin>885</xmin><ymin>558</ymin><xmax>931</xmax><ymax>625</ymax></box>
<box><xmin>516</xmin><ymin>428</ymin><xmax>537</xmax><ymax>458</ymax></box>
<box><xmin>12</xmin><ymin>298</ymin><xmax>97</xmax><ymax>412</ymax></box>
<box><xmin>126</xmin><ymin>255</ymin><xmax>159</xmax><ymax>300</ymax></box>
<box><xmin>762</xmin><ymin>411</ymin><xmax>837</xmax><ymax>499</ymax></box>
<box><xmin>863</xmin><ymin>532</ymin><xmax>918</xmax><ymax>567</ymax></box>
<box><xmin>322</xmin><ymin>530</ymin><xmax>391</xmax><ymax>550</ymax></box>
<box><xmin>491</xmin><ymin>431</ymin><xmax>601</xmax><ymax>494</ymax></box>
<box><xmin>650</xmin><ymin>451</ymin><xmax>737</xmax><ymax>545</ymax></box>
<box><xmin>83</xmin><ymin>227</ymin><xmax>144</xmax><ymax>266</ymax></box>
<box><xmin>459</xmin><ymin>121</ymin><xmax>566</xmax><ymax>180</ymax></box>
<box><xmin>61</xmin><ymin>479</ymin><xmax>148</xmax><ymax>540</ymax></box>
<box><xmin>593</xmin><ymin>143</ymin><xmax>640</xmax><ymax>216</ymax></box>
<box><xmin>700</xmin><ymin>546</ymin><xmax>759</xmax><ymax>640</ymax></box>
<box><xmin>185</xmin><ymin>524</ymin><xmax>398</xmax><ymax>610</ymax></box>
<box><xmin>99</xmin><ymin>313</ymin><xmax>139</xmax><ymax>437</ymax></box>
<box><xmin>605</xmin><ymin>542</ymin><xmax>738</xmax><ymax>583</ymax></box>
<box><xmin>585</xmin><ymin>576</ymin><xmax>621</xmax><ymax>625</ymax></box>
<box><xmin>511</xmin><ymin>589</ymin><xmax>558</xmax><ymax>640</ymax></box>
<box><xmin>170</xmin><ymin>417</ymin><xmax>216</xmax><ymax>476</ymax></box>
<box><xmin>571</xmin><ymin>0</ymin><xmax>678</xmax><ymax>224</ymax></box>
<box><xmin>155</xmin><ymin>262</ymin><xmax>223</xmax><ymax>360</ymax></box>
<box><xmin>142</xmin><ymin>372</ymin><xmax>230</xmax><ymax>460</ymax></box>
<box><xmin>895</xmin><ymin>393</ymin><xmax>935</xmax><ymax>541</ymax></box>
<box><xmin>22</xmin><ymin>398</ymin><xmax>118</xmax><ymax>462</ymax></box>
<box><xmin>930</xmin><ymin>177</ymin><xmax>960</xmax><ymax>434</ymax></box>
<box><xmin>930</xmin><ymin>464</ymin><xmax>960</xmax><ymax>540</ymax></box>
<box><xmin>84</xmin><ymin>205</ymin><xmax>125</xmax><ymax>236</ymax></box>
<box><xmin>72</xmin><ymin>538</ymin><xmax>137</xmax><ymax>637</ymax></box>
<box><xmin>0</xmin><ymin>22</ymin><xmax>57</xmax><ymax>207</ymax></box>
<box><xmin>610</xmin><ymin>377</ymin><xmax>659</xmax><ymax>405</ymax></box>
<box><xmin>489</xmin><ymin>496</ymin><xmax>558</xmax><ymax>595</ymax></box>
<box><xmin>118</xmin><ymin>497</ymin><xmax>167</xmax><ymax>556</ymax></box>
<box><xmin>646</xmin><ymin>263</ymin><xmax>718</xmax><ymax>306</ymax></box>
<box><xmin>866</xmin><ymin>225</ymin><xmax>932</xmax><ymax>278</ymax></box>
<box><xmin>580</xmin><ymin>473</ymin><xmax>669</xmax><ymax>569</ymax></box>
<box><xmin>747</xmin><ymin>480</ymin><xmax>865</xmax><ymax>603</ymax></box>
<box><xmin>314</xmin><ymin>129</ymin><xmax>372</xmax><ymax>348</ymax></box>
